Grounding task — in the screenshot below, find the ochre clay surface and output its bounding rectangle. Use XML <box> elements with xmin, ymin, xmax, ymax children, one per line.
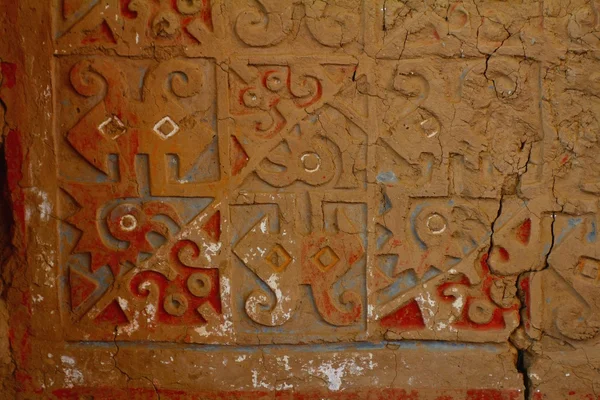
<box><xmin>1</xmin><ymin>0</ymin><xmax>600</xmax><ymax>399</ymax></box>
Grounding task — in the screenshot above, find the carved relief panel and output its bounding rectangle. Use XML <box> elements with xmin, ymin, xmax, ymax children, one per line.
<box><xmin>56</xmin><ymin>56</ymin><xmax>232</xmax><ymax>342</ymax></box>
<box><xmin>524</xmin><ymin>53</ymin><xmax>600</xmax><ymax>352</ymax></box>
<box><xmin>50</xmin><ymin>1</ymin><xmax>548</xmax><ymax>346</ymax></box>
<box><xmin>55</xmin><ymin>0</ymin><xmax>216</xmax><ymax>54</ymax></box>
<box><xmin>54</xmin><ymin>0</ymin><xmax>365</xmax><ymax>56</ymax></box>
<box><xmin>226</xmin><ymin>55</ymin><xmax>370</xmax><ymax>342</ymax></box>
<box><xmin>231</xmin><ymin>0</ymin><xmax>363</xmax><ymax>50</ymax></box>
<box><xmin>372</xmin><ymin>0</ymin><xmax>545</xmax><ymax>59</ymax></box>
<box><xmin>366</xmin><ymin>54</ymin><xmax>542</xmax><ymax>341</ymax></box>
<box><xmin>12</xmin><ymin>2</ymin><xmax>595</xmax><ymax>396</ymax></box>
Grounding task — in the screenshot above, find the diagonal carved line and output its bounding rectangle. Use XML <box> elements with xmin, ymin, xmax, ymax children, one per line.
<box><xmin>374</xmin><ymin>245</ymin><xmax>485</xmax><ymax>319</ymax></box>
<box><xmin>84</xmin><ymin>195</ymin><xmax>224</xmax><ymax>321</ymax></box>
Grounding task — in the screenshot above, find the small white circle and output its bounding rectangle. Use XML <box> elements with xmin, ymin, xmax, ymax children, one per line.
<box><xmin>243</xmin><ymin>90</ymin><xmax>260</xmax><ymax>108</ymax></box>
<box><xmin>119</xmin><ymin>214</ymin><xmax>138</xmax><ymax>232</ymax></box>
<box><xmin>426</xmin><ymin>213</ymin><xmax>447</xmax><ymax>235</ymax></box>
<box><xmin>266</xmin><ymin>74</ymin><xmax>284</xmax><ymax>91</ymax></box>
<box><xmin>301</xmin><ymin>152</ymin><xmax>321</xmax><ymax>173</ymax></box>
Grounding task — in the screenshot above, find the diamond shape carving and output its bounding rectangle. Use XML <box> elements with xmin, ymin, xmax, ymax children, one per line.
<box><xmin>312</xmin><ymin>246</ymin><xmax>340</xmax><ymax>272</ymax></box>
<box><xmin>153</xmin><ymin>116</ymin><xmax>180</xmax><ymax>139</ymax></box>
<box><xmin>265</xmin><ymin>244</ymin><xmax>292</xmax><ymax>273</ymax></box>
<box><xmin>577</xmin><ymin>257</ymin><xmax>600</xmax><ymax>282</ymax></box>
<box><xmin>98</xmin><ymin>115</ymin><xmax>127</xmax><ymax>139</ymax></box>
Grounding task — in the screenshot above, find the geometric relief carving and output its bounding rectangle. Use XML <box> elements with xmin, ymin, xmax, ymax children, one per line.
<box><xmin>49</xmin><ymin>48</ymin><xmax>578</xmax><ymax>351</ymax></box>
<box><xmin>50</xmin><ymin>50</ymin><xmax>556</xmax><ymax>346</ymax></box>
<box><xmin>232</xmin><ymin>0</ymin><xmax>362</xmax><ymax>49</ymax></box>
<box><xmin>14</xmin><ymin>0</ymin><xmax>600</xmax><ymax>396</ymax></box>
<box><xmin>55</xmin><ymin>0</ymin><xmax>215</xmax><ymax>54</ymax></box>
<box><xmin>366</xmin><ymin>53</ymin><xmax>544</xmax><ymax>343</ymax></box>
<box><xmin>43</xmin><ymin>0</ymin><xmax>595</xmax><ymax>356</ymax></box>
<box><xmin>231</xmin><ymin>194</ymin><xmax>366</xmax><ymax>342</ymax></box>
<box><xmin>57</xmin><ymin>56</ymin><xmax>229</xmax><ymax>342</ymax></box>
<box><xmin>375</xmin><ymin>1</ymin><xmax>543</xmax><ymax>59</ymax></box>
<box><xmin>374</xmin><ymin>56</ymin><xmax>540</xmax><ymax>199</ymax></box>
<box><xmin>546</xmin><ymin>55</ymin><xmax>600</xmax><ymax>210</ymax></box>
<box><xmin>228</xmin><ymin>56</ymin><xmax>367</xmax><ymax>191</ymax></box>
<box><xmin>521</xmin><ymin>54</ymin><xmax>600</xmax><ymax>354</ymax></box>
<box><xmin>55</xmin><ymin>0</ymin><xmax>364</xmax><ymax>54</ymax></box>
<box><xmin>224</xmin><ymin>54</ymin><xmax>370</xmax><ymax>343</ymax></box>
<box><xmin>529</xmin><ymin>215</ymin><xmax>600</xmax><ymax>342</ymax></box>
<box><xmin>371</xmin><ymin>191</ymin><xmax>520</xmax><ymax>342</ymax></box>
<box><xmin>543</xmin><ymin>0</ymin><xmax>600</xmax><ymax>53</ymax></box>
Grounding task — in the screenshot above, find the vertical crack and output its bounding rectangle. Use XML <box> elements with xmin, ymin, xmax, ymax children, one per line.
<box><xmin>516</xmin><ymin>340</ymin><xmax>530</xmax><ymax>399</ymax></box>
<box><xmin>542</xmin><ymin>206</ymin><xmax>557</xmax><ymax>271</ymax></box>
<box><xmin>486</xmin><ymin>194</ymin><xmax>504</xmax><ymax>262</ymax></box>
<box><xmin>513</xmin><ymin>191</ymin><xmax>557</xmax><ymax>399</ymax></box>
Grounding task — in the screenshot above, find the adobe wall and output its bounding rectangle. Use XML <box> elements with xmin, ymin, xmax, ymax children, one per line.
<box><xmin>1</xmin><ymin>1</ymin><xmax>599</xmax><ymax>399</ymax></box>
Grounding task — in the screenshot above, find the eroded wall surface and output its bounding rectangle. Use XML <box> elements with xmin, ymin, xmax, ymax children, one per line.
<box><xmin>1</xmin><ymin>0</ymin><xmax>600</xmax><ymax>399</ymax></box>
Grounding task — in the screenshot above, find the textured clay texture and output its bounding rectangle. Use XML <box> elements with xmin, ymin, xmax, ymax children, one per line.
<box><xmin>0</xmin><ymin>0</ymin><xmax>600</xmax><ymax>399</ymax></box>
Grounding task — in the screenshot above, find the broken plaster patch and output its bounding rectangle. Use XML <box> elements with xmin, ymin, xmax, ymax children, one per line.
<box><xmin>305</xmin><ymin>353</ymin><xmax>377</xmax><ymax>391</ymax></box>
<box><xmin>60</xmin><ymin>356</ymin><xmax>84</xmax><ymax>388</ymax></box>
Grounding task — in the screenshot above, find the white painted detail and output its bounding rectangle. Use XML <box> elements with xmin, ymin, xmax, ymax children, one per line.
<box><xmin>301</xmin><ymin>152</ymin><xmax>321</xmax><ymax>173</ymax></box>
<box><xmin>98</xmin><ymin>115</ymin><xmax>126</xmax><ymax>136</ymax></box>
<box><xmin>61</xmin><ymin>356</ymin><xmax>84</xmax><ymax>388</ymax></box>
<box><xmin>153</xmin><ymin>116</ymin><xmax>180</xmax><ymax>139</ymax></box>
<box><xmin>119</xmin><ymin>214</ymin><xmax>138</xmax><ymax>231</ymax></box>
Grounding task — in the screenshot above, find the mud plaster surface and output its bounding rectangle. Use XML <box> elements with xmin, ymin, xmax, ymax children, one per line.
<box><xmin>1</xmin><ymin>0</ymin><xmax>600</xmax><ymax>399</ymax></box>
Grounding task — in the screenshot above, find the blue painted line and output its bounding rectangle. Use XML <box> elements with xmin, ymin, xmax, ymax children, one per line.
<box><xmin>67</xmin><ymin>340</ymin><xmax>505</xmax><ymax>353</ymax></box>
<box><xmin>410</xmin><ymin>204</ymin><xmax>427</xmax><ymax>250</ymax></box>
<box><xmin>587</xmin><ymin>221</ymin><xmax>597</xmax><ymax>243</ymax></box>
<box><xmin>555</xmin><ymin>217</ymin><xmax>582</xmax><ymax>245</ymax></box>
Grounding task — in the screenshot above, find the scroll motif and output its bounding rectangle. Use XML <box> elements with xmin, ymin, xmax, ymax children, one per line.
<box><xmin>372</xmin><ymin>194</ymin><xmax>520</xmax><ymax>342</ymax></box>
<box><xmin>233</xmin><ymin>0</ymin><xmax>360</xmax><ymax>48</ymax></box>
<box><xmin>228</xmin><ymin>57</ymin><xmax>367</xmax><ymax>190</ymax></box>
<box><xmin>231</xmin><ymin>194</ymin><xmax>366</xmax><ymax>341</ymax></box>
<box><xmin>55</xmin><ymin>0</ymin><xmax>215</xmax><ymax>52</ymax></box>
<box><xmin>58</xmin><ymin>57</ymin><xmax>229</xmax><ymax>342</ymax></box>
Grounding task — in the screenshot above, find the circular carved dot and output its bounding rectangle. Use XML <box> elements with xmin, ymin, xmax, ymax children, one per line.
<box><xmin>494</xmin><ymin>75</ymin><xmax>517</xmax><ymax>98</ymax></box>
<box><xmin>266</xmin><ymin>73</ymin><xmax>285</xmax><ymax>92</ymax></box>
<box><xmin>163</xmin><ymin>293</ymin><xmax>188</xmax><ymax>317</ymax></box>
<box><xmin>393</xmin><ymin>72</ymin><xmax>428</xmax><ymax>97</ymax></box>
<box><xmin>301</xmin><ymin>152</ymin><xmax>321</xmax><ymax>172</ymax></box>
<box><xmin>243</xmin><ymin>89</ymin><xmax>261</xmax><ymax>108</ymax></box>
<box><xmin>577</xmin><ymin>7</ymin><xmax>596</xmax><ymax>25</ymax></box>
<box><xmin>467</xmin><ymin>299</ymin><xmax>495</xmax><ymax>325</ymax></box>
<box><xmin>187</xmin><ymin>273</ymin><xmax>212</xmax><ymax>298</ymax></box>
<box><xmin>448</xmin><ymin>7</ymin><xmax>469</xmax><ymax>31</ymax></box>
<box><xmin>426</xmin><ymin>213</ymin><xmax>447</xmax><ymax>235</ymax></box>
<box><xmin>119</xmin><ymin>214</ymin><xmax>138</xmax><ymax>232</ymax></box>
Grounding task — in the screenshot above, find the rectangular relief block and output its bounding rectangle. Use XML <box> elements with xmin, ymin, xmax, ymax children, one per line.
<box><xmin>54</xmin><ymin>56</ymin><xmax>233</xmax><ymax>343</ymax></box>
<box><xmin>226</xmin><ymin>55</ymin><xmax>371</xmax><ymax>343</ymax></box>
<box><xmin>54</xmin><ymin>0</ymin><xmax>216</xmax><ymax>55</ymax></box>
<box><xmin>367</xmin><ymin>56</ymin><xmax>542</xmax><ymax>342</ymax></box>
<box><xmin>54</xmin><ymin>0</ymin><xmax>366</xmax><ymax>57</ymax></box>
<box><xmin>371</xmin><ymin>56</ymin><xmax>541</xmax><ymax>199</ymax></box>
